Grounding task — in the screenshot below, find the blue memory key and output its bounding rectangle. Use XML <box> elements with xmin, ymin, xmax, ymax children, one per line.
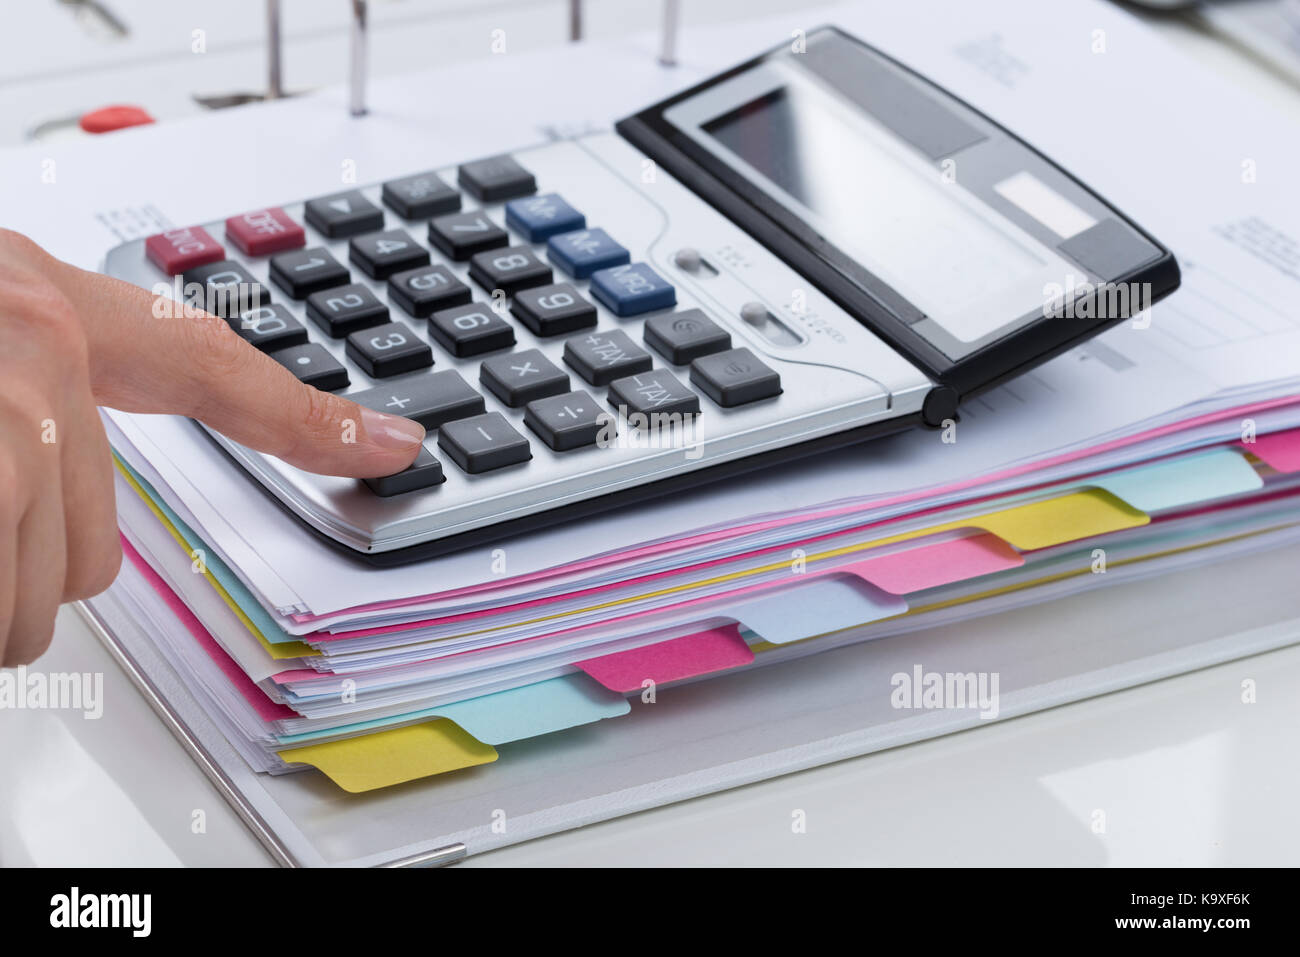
<box><xmin>590</xmin><ymin>262</ymin><xmax>676</xmax><ymax>317</ymax></box>
<box><xmin>504</xmin><ymin>193</ymin><xmax>585</xmax><ymax>242</ymax></box>
<box><xmin>547</xmin><ymin>227</ymin><xmax>630</xmax><ymax>279</ymax></box>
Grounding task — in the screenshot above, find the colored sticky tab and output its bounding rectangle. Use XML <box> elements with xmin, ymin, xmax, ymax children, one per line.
<box><xmin>577</xmin><ymin>625</ymin><xmax>753</xmax><ymax>692</ymax></box>
<box><xmin>113</xmin><ymin>456</ymin><xmax>314</xmax><ymax>657</ymax></box>
<box><xmin>848</xmin><ymin>532</ymin><xmax>1023</xmax><ymax>594</ymax></box>
<box><xmin>966</xmin><ymin>488</ymin><xmax>1146</xmax><ymax>550</ymax></box>
<box><xmin>437</xmin><ymin>675</ymin><xmax>629</xmax><ymax>745</ymax></box>
<box><xmin>1242</xmin><ymin>429</ymin><xmax>1300</xmax><ymax>473</ymax></box>
<box><xmin>279</xmin><ymin>720</ymin><xmax>497</xmax><ymax>793</ymax></box>
<box><xmin>725</xmin><ymin>576</ymin><xmax>907</xmax><ymax>645</ymax></box>
<box><xmin>1093</xmin><ymin>447</ymin><xmax>1261</xmax><ymax>512</ymax></box>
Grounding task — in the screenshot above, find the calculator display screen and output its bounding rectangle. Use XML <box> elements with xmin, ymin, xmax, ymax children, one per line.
<box><xmin>702</xmin><ymin>84</ymin><xmax>1050</xmax><ymax>345</ymax></box>
<box><xmin>654</xmin><ymin>29</ymin><xmax>1135</xmax><ymax>362</ymax></box>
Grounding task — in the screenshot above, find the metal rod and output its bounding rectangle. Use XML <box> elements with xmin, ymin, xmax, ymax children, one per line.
<box><xmin>350</xmin><ymin>0</ymin><xmax>369</xmax><ymax>116</ymax></box>
<box><xmin>569</xmin><ymin>0</ymin><xmax>582</xmax><ymax>42</ymax></box>
<box><xmin>266</xmin><ymin>0</ymin><xmax>283</xmax><ymax>99</ymax></box>
<box><xmin>658</xmin><ymin>0</ymin><xmax>680</xmax><ymax>67</ymax></box>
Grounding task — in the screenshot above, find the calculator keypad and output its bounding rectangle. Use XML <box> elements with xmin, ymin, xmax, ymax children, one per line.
<box><xmin>139</xmin><ymin>148</ymin><xmax>795</xmax><ymax>505</ymax></box>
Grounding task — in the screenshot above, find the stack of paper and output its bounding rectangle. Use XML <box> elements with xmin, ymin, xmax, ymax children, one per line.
<box><xmin>64</xmin><ymin>0</ymin><xmax>1300</xmax><ymax>844</ymax></box>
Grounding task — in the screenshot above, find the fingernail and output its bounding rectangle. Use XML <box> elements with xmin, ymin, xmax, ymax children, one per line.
<box><xmin>359</xmin><ymin>407</ymin><xmax>425</xmax><ymax>450</ymax></box>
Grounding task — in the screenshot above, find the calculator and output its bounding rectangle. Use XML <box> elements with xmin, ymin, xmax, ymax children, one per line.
<box><xmin>103</xmin><ymin>27</ymin><xmax>1179</xmax><ymax>564</ymax></box>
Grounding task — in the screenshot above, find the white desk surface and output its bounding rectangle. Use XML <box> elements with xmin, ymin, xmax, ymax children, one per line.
<box><xmin>3</xmin><ymin>5</ymin><xmax>1300</xmax><ymax>867</ymax></box>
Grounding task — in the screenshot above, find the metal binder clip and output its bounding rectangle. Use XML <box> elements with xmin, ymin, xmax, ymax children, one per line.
<box><xmin>350</xmin><ymin>0</ymin><xmax>369</xmax><ymax>116</ymax></box>
<box><xmin>659</xmin><ymin>0</ymin><xmax>680</xmax><ymax>67</ymax></box>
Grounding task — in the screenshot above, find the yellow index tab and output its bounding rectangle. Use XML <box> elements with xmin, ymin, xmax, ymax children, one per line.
<box><xmin>278</xmin><ymin>720</ymin><xmax>498</xmax><ymax>793</ymax></box>
<box><xmin>969</xmin><ymin>488</ymin><xmax>1149</xmax><ymax>550</ymax></box>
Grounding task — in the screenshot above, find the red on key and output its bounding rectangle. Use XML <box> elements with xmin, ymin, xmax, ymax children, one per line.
<box><xmin>144</xmin><ymin>226</ymin><xmax>225</xmax><ymax>275</ymax></box>
<box><xmin>225</xmin><ymin>207</ymin><xmax>306</xmax><ymax>256</ymax></box>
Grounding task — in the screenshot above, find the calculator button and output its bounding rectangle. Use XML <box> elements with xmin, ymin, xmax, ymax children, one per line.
<box><xmin>607</xmin><ymin>370</ymin><xmax>701</xmax><ymax>417</ymax></box>
<box><xmin>546</xmin><ymin>228</ymin><xmax>630</xmax><ymax>279</ymax></box>
<box><xmin>504</xmin><ymin>193</ymin><xmax>585</xmax><ymax>242</ymax></box>
<box><xmin>563</xmin><ymin>329</ymin><xmax>653</xmax><ymax>386</ymax></box>
<box><xmin>345</xmin><ymin>321</ymin><xmax>434</xmax><ymax>378</ymax></box>
<box><xmin>388</xmin><ymin>264</ymin><xmax>472</xmax><ymax>318</ymax></box>
<box><xmin>270</xmin><ymin>343</ymin><xmax>349</xmax><ymax>391</ymax></box>
<box><xmin>381</xmin><ymin>171</ymin><xmax>461</xmax><ymax>220</ymax></box>
<box><xmin>690</xmin><ymin>348</ymin><xmax>782</xmax><ymax>407</ymax></box>
<box><xmin>429</xmin><ymin>304</ymin><xmax>515</xmax><ymax>357</ymax></box>
<box><xmin>268</xmin><ymin>247</ymin><xmax>350</xmax><ymax>299</ymax></box>
<box><xmin>348</xmin><ymin>228</ymin><xmax>430</xmax><ymax>280</ymax></box>
<box><xmin>224</xmin><ymin>207</ymin><xmax>305</xmax><ymax>256</ymax></box>
<box><xmin>231</xmin><ymin>304</ymin><xmax>308</xmax><ymax>352</ymax></box>
<box><xmin>145</xmin><ymin>226</ymin><xmax>224</xmax><ymax>275</ymax></box>
<box><xmin>303</xmin><ymin>190</ymin><xmax>384</xmax><ymax>238</ymax></box>
<box><xmin>428</xmin><ymin>211</ymin><xmax>509</xmax><ymax>261</ymax></box>
<box><xmin>183</xmin><ymin>261</ymin><xmax>271</xmax><ymax>318</ymax></box>
<box><xmin>511</xmin><ymin>283</ymin><xmax>597</xmax><ymax>337</ymax></box>
<box><xmin>468</xmin><ymin>245</ymin><xmax>553</xmax><ymax>296</ymax></box>
<box><xmin>458</xmin><ymin>156</ymin><xmax>536</xmax><ymax>202</ymax></box>
<box><xmin>590</xmin><ymin>262</ymin><xmax>676</xmax><ymax>317</ymax></box>
<box><xmin>439</xmin><ymin>412</ymin><xmax>532</xmax><ymax>473</ymax></box>
<box><xmin>524</xmin><ymin>391</ymin><xmax>608</xmax><ymax>451</ymax></box>
<box><xmin>479</xmin><ymin>348</ymin><xmax>570</xmax><ymax>407</ymax></box>
<box><xmin>643</xmin><ymin>309</ymin><xmax>732</xmax><ymax>364</ymax></box>
<box><xmin>363</xmin><ymin>447</ymin><xmax>447</xmax><ymax>497</ymax></box>
<box><xmin>305</xmin><ymin>283</ymin><xmax>389</xmax><ymax>337</ymax></box>
<box><xmin>349</xmin><ymin>370</ymin><xmax>485</xmax><ymax>429</ymax></box>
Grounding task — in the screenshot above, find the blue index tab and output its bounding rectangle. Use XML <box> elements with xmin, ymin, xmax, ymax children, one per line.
<box><xmin>505</xmin><ymin>193</ymin><xmax>585</xmax><ymax>242</ymax></box>
<box><xmin>725</xmin><ymin>577</ymin><xmax>908</xmax><ymax>645</ymax></box>
<box><xmin>590</xmin><ymin>262</ymin><xmax>676</xmax><ymax>317</ymax></box>
<box><xmin>1091</xmin><ymin>447</ymin><xmax>1262</xmax><ymax>513</ymax></box>
<box><xmin>547</xmin><ymin>227</ymin><xmax>630</xmax><ymax>279</ymax></box>
<box><xmin>437</xmin><ymin>674</ymin><xmax>630</xmax><ymax>745</ymax></box>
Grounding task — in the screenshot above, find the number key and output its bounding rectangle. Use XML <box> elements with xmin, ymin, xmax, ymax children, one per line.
<box><xmin>428</xmin><ymin>211</ymin><xmax>508</xmax><ymax>261</ymax></box>
<box><xmin>305</xmin><ymin>283</ymin><xmax>389</xmax><ymax>337</ymax></box>
<box><xmin>268</xmin><ymin>247</ymin><xmax>350</xmax><ymax>299</ymax></box>
<box><xmin>429</xmin><ymin>303</ymin><xmax>515</xmax><ymax>357</ymax></box>
<box><xmin>348</xmin><ymin>228</ymin><xmax>430</xmax><ymax>280</ymax></box>
<box><xmin>468</xmin><ymin>245</ymin><xmax>553</xmax><ymax>296</ymax></box>
<box><xmin>345</xmin><ymin>321</ymin><xmax>433</xmax><ymax>377</ymax></box>
<box><xmin>388</xmin><ymin>264</ymin><xmax>471</xmax><ymax>318</ymax></box>
<box><xmin>511</xmin><ymin>283</ymin><xmax>596</xmax><ymax>336</ymax></box>
<box><xmin>231</xmin><ymin>303</ymin><xmax>308</xmax><ymax>352</ymax></box>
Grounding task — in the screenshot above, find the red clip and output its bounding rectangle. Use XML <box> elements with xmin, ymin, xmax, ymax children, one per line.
<box><xmin>79</xmin><ymin>105</ymin><xmax>155</xmax><ymax>134</ymax></box>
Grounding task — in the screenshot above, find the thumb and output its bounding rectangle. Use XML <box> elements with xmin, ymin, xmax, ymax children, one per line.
<box><xmin>65</xmin><ymin>266</ymin><xmax>425</xmax><ymax>478</ymax></box>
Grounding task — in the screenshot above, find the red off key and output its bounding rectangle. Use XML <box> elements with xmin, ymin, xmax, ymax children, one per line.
<box><xmin>225</xmin><ymin>207</ymin><xmax>306</xmax><ymax>256</ymax></box>
<box><xmin>144</xmin><ymin>226</ymin><xmax>225</xmax><ymax>275</ymax></box>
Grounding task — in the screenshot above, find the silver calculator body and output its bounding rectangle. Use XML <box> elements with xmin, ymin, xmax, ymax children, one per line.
<box><xmin>103</xmin><ymin>27</ymin><xmax>1178</xmax><ymax>564</ymax></box>
<box><xmin>105</xmin><ymin>134</ymin><xmax>932</xmax><ymax>559</ymax></box>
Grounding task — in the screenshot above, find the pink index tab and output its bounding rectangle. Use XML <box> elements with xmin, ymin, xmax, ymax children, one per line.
<box><xmin>845</xmin><ymin>533</ymin><xmax>1023</xmax><ymax>595</ymax></box>
<box><xmin>225</xmin><ymin>206</ymin><xmax>306</xmax><ymax>256</ymax></box>
<box><xmin>575</xmin><ymin>625</ymin><xmax>753</xmax><ymax>693</ymax></box>
<box><xmin>1241</xmin><ymin>428</ymin><xmax>1300</xmax><ymax>473</ymax></box>
<box><xmin>144</xmin><ymin>225</ymin><xmax>225</xmax><ymax>275</ymax></box>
